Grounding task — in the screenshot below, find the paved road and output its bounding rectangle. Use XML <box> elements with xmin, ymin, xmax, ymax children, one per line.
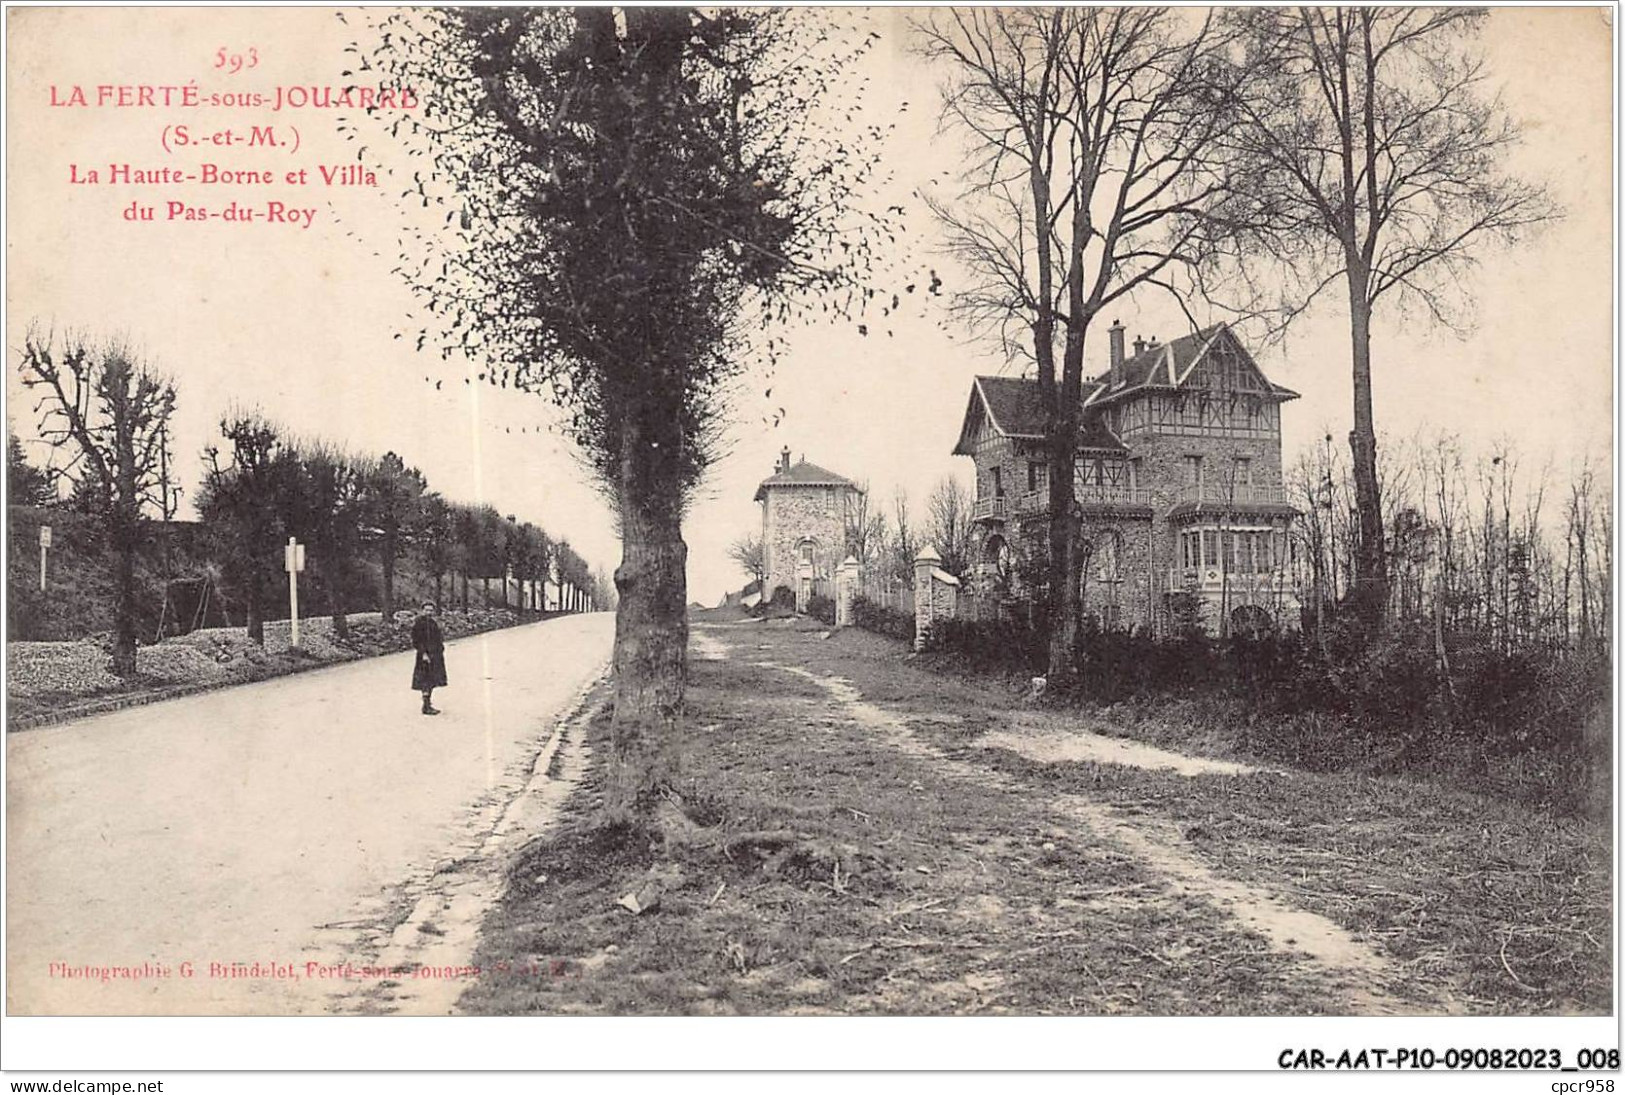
<box><xmin>6</xmin><ymin>613</ymin><xmax>614</xmax><ymax>1015</ymax></box>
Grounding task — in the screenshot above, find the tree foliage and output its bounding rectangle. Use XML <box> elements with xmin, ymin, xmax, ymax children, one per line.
<box><xmin>360</xmin><ymin>451</ymin><xmax>428</xmax><ymax>620</ymax></box>
<box><xmin>356</xmin><ymin>7</ymin><xmax>891</xmax><ymax>482</ymax></box>
<box><xmin>7</xmin><ymin>435</ymin><xmax>55</xmax><ymax>508</ymax></box>
<box><xmin>197</xmin><ymin>413</ymin><xmax>291</xmax><ymax>644</ymax></box>
<box><xmin>359</xmin><ymin>7</ymin><xmax>893</xmax><ymax>819</ymax></box>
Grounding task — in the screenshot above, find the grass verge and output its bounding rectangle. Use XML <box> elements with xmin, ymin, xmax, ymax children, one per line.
<box><xmin>459</xmin><ymin>618</ymin><xmax>1583</xmax><ymax>1015</ymax></box>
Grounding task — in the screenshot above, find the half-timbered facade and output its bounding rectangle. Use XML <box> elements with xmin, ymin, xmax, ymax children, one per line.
<box><xmin>952</xmin><ymin>322</ymin><xmax>1301</xmax><ymax>636</ymax></box>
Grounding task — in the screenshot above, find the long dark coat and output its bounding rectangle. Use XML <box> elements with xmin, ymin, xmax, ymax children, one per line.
<box><xmin>410</xmin><ymin>613</ymin><xmax>448</xmax><ymax>691</ymax></box>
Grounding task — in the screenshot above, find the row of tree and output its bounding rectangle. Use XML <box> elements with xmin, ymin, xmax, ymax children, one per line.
<box><xmin>195</xmin><ymin>412</ymin><xmax>606</xmax><ymax>644</ymax></box>
<box><xmin>12</xmin><ymin>329</ymin><xmax>609</xmax><ymax>676</ymax></box>
<box><xmin>1290</xmin><ymin>431</ymin><xmax>1611</xmax><ymax>657</ymax></box>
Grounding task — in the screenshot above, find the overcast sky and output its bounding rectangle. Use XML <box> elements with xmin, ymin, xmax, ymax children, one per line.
<box><xmin>6</xmin><ymin>7</ymin><xmax>1613</xmax><ymax>605</ymax></box>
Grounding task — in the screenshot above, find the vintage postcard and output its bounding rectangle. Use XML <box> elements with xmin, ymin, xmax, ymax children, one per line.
<box><xmin>2</xmin><ymin>3</ymin><xmax>1616</xmax><ymax>1082</ymax></box>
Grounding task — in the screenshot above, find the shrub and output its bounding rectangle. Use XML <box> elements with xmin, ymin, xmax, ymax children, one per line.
<box><xmin>851</xmin><ymin>595</ymin><xmax>913</xmax><ymax>641</ymax></box>
<box><xmin>806</xmin><ymin>593</ymin><xmax>836</xmax><ymax>625</ymax></box>
<box><xmin>1057</xmin><ymin>618</ymin><xmax>1608</xmax><ymax>814</ymax></box>
<box><xmin>930</xmin><ymin>615</ymin><xmax>1045</xmax><ymax>674</ymax></box>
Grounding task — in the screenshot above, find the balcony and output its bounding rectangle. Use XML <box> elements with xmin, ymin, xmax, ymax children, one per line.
<box><xmin>1074</xmin><ymin>485</ymin><xmax>1153</xmax><ymax>512</ymax></box>
<box><xmin>971</xmin><ymin>495</ymin><xmax>1009</xmax><ymax>522</ymax></box>
<box><xmin>1175</xmin><ymin>482</ymin><xmax>1289</xmax><ymax>505</ymax></box>
<box><xmin>973</xmin><ymin>492</ymin><xmax>1053</xmax><ymax>522</ymax></box>
<box><xmin>1169</xmin><ymin>482</ymin><xmax>1295</xmax><ymax>520</ymax></box>
<box><xmin>976</xmin><ymin>487</ymin><xmax>1153</xmax><ymax>522</ymax></box>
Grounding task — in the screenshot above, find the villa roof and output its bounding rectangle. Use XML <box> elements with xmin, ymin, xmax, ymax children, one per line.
<box><xmin>953</xmin><ymin>323</ymin><xmax>1298</xmax><ymax>456</ymax></box>
<box><xmin>753</xmin><ymin>459</ymin><xmax>858</xmax><ymax>502</ymax></box>
<box><xmin>953</xmin><ymin>376</ymin><xmax>1126</xmax><ymax>455</ymax></box>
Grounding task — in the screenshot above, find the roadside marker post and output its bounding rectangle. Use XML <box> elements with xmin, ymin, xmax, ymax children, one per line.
<box><xmin>284</xmin><ymin>537</ymin><xmax>306</xmax><ymax>648</ymax></box>
<box><xmin>38</xmin><ymin>525</ymin><xmax>52</xmax><ymax>592</ymax></box>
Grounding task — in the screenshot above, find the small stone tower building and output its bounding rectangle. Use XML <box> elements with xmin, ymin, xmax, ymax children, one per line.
<box><xmin>754</xmin><ymin>448</ymin><xmax>863</xmax><ymax>611</ymax></box>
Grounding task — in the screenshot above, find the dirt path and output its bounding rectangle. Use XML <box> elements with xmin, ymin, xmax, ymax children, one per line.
<box><xmin>981</xmin><ymin>720</ymin><xmax>1270</xmax><ymax>777</ymax></box>
<box><xmin>741</xmin><ymin>642</ymin><xmax>1433</xmax><ymax>1015</ymax></box>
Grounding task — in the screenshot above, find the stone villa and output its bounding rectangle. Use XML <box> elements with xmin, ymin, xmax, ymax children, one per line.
<box><xmin>754</xmin><ymin>449</ymin><xmax>864</xmax><ymax>611</ymax></box>
<box><xmin>952</xmin><ymin>322</ymin><xmax>1302</xmax><ymax>636</ymax></box>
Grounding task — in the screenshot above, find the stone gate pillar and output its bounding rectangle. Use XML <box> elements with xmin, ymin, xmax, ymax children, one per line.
<box><xmin>913</xmin><ymin>545</ymin><xmax>941</xmax><ymax>651</ymax></box>
<box><xmin>836</xmin><ymin>555</ymin><xmax>861</xmax><ymax>628</ymax></box>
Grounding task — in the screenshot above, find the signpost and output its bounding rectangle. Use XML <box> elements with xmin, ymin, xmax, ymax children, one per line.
<box><xmin>38</xmin><ymin>525</ymin><xmax>52</xmax><ymax>591</ymax></box>
<box><xmin>284</xmin><ymin>536</ymin><xmax>306</xmax><ymax>648</ymax></box>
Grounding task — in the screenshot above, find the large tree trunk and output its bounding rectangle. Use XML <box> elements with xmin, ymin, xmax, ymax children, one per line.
<box><xmin>1046</xmin><ymin>212</ymin><xmax>1090</xmax><ymax>682</ymax></box>
<box><xmin>605</xmin><ymin>420</ymin><xmax>688</xmax><ymax>823</ymax></box>
<box><xmin>1346</xmin><ymin>274</ymin><xmax>1388</xmax><ymax>631</ymax></box>
<box><xmin>1045</xmin><ymin>439</ymin><xmax>1079</xmax><ymax>678</ymax></box>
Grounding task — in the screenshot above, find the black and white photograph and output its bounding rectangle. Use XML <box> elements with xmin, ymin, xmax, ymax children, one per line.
<box><xmin>1</xmin><ymin>2</ymin><xmax>1617</xmax><ymax>1087</ymax></box>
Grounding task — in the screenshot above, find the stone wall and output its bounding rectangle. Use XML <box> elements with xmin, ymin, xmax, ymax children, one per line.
<box><xmin>1077</xmin><ymin>514</ymin><xmax>1155</xmax><ymax>632</ymax></box>
<box><xmin>762</xmin><ymin>485</ymin><xmax>853</xmax><ymax>602</ymax></box>
<box><xmin>970</xmin><ymin>433</ymin><xmax>1020</xmax><ymax>502</ymax></box>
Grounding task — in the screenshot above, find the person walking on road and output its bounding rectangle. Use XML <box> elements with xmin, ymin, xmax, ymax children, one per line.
<box><xmin>411</xmin><ymin>600</ymin><xmax>448</xmax><ymax>716</ymax></box>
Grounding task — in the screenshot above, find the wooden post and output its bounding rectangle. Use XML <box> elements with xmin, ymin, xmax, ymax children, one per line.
<box><xmin>38</xmin><ymin>524</ymin><xmax>52</xmax><ymax>592</ymax></box>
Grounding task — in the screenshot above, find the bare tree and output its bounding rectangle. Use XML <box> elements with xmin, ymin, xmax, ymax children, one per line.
<box><xmin>889</xmin><ymin>486</ymin><xmax>918</xmax><ymax>585</ymax></box>
<box><xmin>919</xmin><ymin>8</ymin><xmax>1256</xmax><ymax>678</ymax></box>
<box><xmin>727</xmin><ymin>534</ymin><xmax>766</xmax><ymax>588</ymax></box>
<box><xmin>19</xmin><ymin>329</ymin><xmax>177</xmax><ymax>675</ymax></box>
<box><xmin>1226</xmin><ymin>8</ymin><xmax>1556</xmax><ymax>630</ymax></box>
<box><xmin>842</xmin><ymin>478</ymin><xmax>885</xmax><ymax>567</ymax></box>
<box><xmin>926</xmin><ymin>475</ymin><xmax>975</xmax><ymax>577</ymax></box>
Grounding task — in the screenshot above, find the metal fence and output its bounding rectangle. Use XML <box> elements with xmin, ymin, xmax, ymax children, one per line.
<box><xmin>856</xmin><ymin>573</ymin><xmax>914</xmax><ymax>616</ymax></box>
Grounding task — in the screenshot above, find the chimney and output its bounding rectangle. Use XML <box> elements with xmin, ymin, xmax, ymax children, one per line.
<box><xmin>1133</xmin><ymin>335</ymin><xmax>1147</xmax><ymax>356</ymax></box>
<box><xmin>779</xmin><ymin>446</ymin><xmax>791</xmax><ymax>474</ymax></box>
<box><xmin>1108</xmin><ymin>320</ymin><xmax>1126</xmax><ymax>385</ymax></box>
